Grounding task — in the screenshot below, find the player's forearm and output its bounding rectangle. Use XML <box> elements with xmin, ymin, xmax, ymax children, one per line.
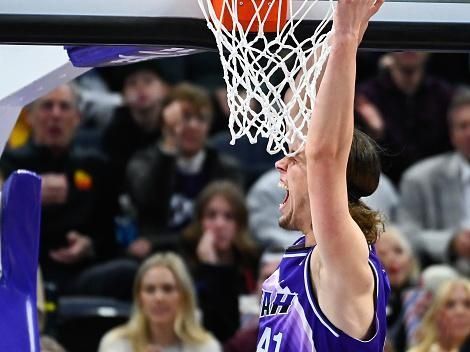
<box><xmin>306</xmin><ymin>35</ymin><xmax>358</xmax><ymax>160</ymax></box>
<box><xmin>284</xmin><ymin>40</ymin><xmax>330</xmax><ymax>112</ymax></box>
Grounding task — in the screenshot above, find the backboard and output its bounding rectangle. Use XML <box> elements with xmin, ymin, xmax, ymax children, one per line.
<box><xmin>0</xmin><ymin>0</ymin><xmax>470</xmax><ymax>51</ymax></box>
<box><xmin>0</xmin><ymin>0</ymin><xmax>470</xmax><ymax>155</ymax></box>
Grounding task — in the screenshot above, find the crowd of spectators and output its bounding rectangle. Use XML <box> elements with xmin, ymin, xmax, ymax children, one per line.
<box><xmin>1</xmin><ymin>51</ymin><xmax>469</xmax><ymax>352</ymax></box>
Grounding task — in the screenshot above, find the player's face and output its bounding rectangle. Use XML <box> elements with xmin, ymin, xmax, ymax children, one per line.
<box><xmin>450</xmin><ymin>104</ymin><xmax>470</xmax><ymax>160</ymax></box>
<box><xmin>123</xmin><ymin>70</ymin><xmax>169</xmax><ymax>112</ymax></box>
<box><xmin>201</xmin><ymin>195</ymin><xmax>237</xmax><ymax>252</ymax></box>
<box><xmin>275</xmin><ymin>147</ymin><xmax>311</xmax><ymax>233</ymax></box>
<box><xmin>178</xmin><ymin>101</ymin><xmax>211</xmax><ymax>157</ymax></box>
<box><xmin>375</xmin><ymin>234</ymin><xmax>413</xmax><ymax>288</ymax></box>
<box><xmin>139</xmin><ymin>266</ymin><xmax>182</xmax><ymax>327</ymax></box>
<box><xmin>437</xmin><ymin>284</ymin><xmax>470</xmax><ymax>344</ymax></box>
<box><xmin>29</xmin><ymin>85</ymin><xmax>80</xmax><ymax>150</ymax></box>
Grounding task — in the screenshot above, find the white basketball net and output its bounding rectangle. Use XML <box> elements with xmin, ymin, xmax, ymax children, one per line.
<box><xmin>198</xmin><ymin>0</ymin><xmax>335</xmax><ymax>155</ymax></box>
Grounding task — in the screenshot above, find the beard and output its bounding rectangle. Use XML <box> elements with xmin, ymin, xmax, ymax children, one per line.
<box><xmin>279</xmin><ymin>211</ymin><xmax>297</xmax><ymax>231</ymax></box>
<box><xmin>279</xmin><ymin>194</ymin><xmax>311</xmax><ymax>233</ymax></box>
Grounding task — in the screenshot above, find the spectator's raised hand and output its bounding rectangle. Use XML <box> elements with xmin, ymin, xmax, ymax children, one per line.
<box><xmin>355</xmin><ymin>95</ymin><xmax>385</xmax><ymax>138</ymax></box>
<box><xmin>41</xmin><ymin>173</ymin><xmax>68</xmax><ymax>205</ymax></box>
<box><xmin>196</xmin><ymin>231</ymin><xmax>219</xmax><ymax>265</ymax></box>
<box><xmin>49</xmin><ymin>230</ymin><xmax>93</xmax><ymax>264</ymax></box>
<box><xmin>161</xmin><ymin>100</ymin><xmax>185</xmax><ymax>154</ymax></box>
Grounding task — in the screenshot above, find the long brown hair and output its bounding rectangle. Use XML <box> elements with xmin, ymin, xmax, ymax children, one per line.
<box><xmin>347</xmin><ymin>129</ymin><xmax>383</xmax><ymax>244</ymax></box>
<box><xmin>184</xmin><ymin>180</ymin><xmax>258</xmax><ymax>259</ymax></box>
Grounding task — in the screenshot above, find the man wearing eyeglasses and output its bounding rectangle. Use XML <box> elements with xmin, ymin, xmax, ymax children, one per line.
<box><xmin>0</xmin><ymin>84</ymin><xmax>117</xmax><ymax>294</ymax></box>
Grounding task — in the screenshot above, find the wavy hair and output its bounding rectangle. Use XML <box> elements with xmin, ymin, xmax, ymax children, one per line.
<box><xmin>347</xmin><ymin>129</ymin><xmax>384</xmax><ymax>244</ymax></box>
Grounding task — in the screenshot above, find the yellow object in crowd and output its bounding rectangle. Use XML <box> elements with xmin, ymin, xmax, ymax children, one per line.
<box><xmin>8</xmin><ymin>109</ymin><xmax>31</xmax><ymax>149</ymax></box>
<box><xmin>74</xmin><ymin>169</ymin><xmax>93</xmax><ymax>191</ymax></box>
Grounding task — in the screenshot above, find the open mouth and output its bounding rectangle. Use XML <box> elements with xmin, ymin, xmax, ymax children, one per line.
<box><xmin>278</xmin><ymin>182</ymin><xmax>289</xmax><ymax>208</ymax></box>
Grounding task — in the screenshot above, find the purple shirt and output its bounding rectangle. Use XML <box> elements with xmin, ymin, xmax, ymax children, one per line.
<box><xmin>257</xmin><ymin>236</ymin><xmax>390</xmax><ymax>351</ymax></box>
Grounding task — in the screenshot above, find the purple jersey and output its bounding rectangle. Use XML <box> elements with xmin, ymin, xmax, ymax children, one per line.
<box><xmin>257</xmin><ymin>236</ymin><xmax>390</xmax><ymax>352</ymax></box>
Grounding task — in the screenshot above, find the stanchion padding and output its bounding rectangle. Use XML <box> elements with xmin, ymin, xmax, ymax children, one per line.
<box><xmin>0</xmin><ymin>170</ymin><xmax>41</xmax><ymax>352</ymax></box>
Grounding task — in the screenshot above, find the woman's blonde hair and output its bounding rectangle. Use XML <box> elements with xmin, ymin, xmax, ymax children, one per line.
<box><xmin>108</xmin><ymin>253</ymin><xmax>212</xmax><ymax>352</ymax></box>
<box><xmin>409</xmin><ymin>277</ymin><xmax>470</xmax><ymax>352</ymax></box>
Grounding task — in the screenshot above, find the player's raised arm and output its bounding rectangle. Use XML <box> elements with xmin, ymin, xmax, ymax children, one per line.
<box><xmin>305</xmin><ymin>0</ymin><xmax>383</xmax><ymax>337</ymax></box>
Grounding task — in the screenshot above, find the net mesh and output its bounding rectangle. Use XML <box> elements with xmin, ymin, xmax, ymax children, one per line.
<box><xmin>198</xmin><ymin>0</ymin><xmax>335</xmax><ymax>155</ymax></box>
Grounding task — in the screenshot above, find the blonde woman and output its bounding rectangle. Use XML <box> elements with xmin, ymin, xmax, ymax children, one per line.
<box><xmin>408</xmin><ymin>278</ymin><xmax>470</xmax><ymax>352</ymax></box>
<box><xmin>98</xmin><ymin>252</ymin><xmax>221</xmax><ymax>352</ymax></box>
<box><xmin>376</xmin><ymin>226</ymin><xmax>420</xmax><ymax>351</ymax></box>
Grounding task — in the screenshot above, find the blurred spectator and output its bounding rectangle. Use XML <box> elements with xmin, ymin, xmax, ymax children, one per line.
<box><xmin>98</xmin><ymin>252</ymin><xmax>221</xmax><ymax>352</ymax></box>
<box><xmin>208</xmin><ymin>88</ymin><xmax>281</xmax><ymax>189</ymax></box>
<box><xmin>75</xmin><ymin>69</ymin><xmax>122</xmax><ymax>130</ymax></box>
<box><xmin>183</xmin><ymin>181</ymin><xmax>259</xmax><ymax>342</ymax></box>
<box><xmin>402</xmin><ymin>265</ymin><xmax>460</xmax><ymax>348</ymax></box>
<box><xmin>74</xmin><ymin>70</ymin><xmax>122</xmax><ymax>150</ymax></box>
<box><xmin>126</xmin><ymin>83</ymin><xmax>242</xmax><ymax>257</ymax></box>
<box><xmin>356</xmin><ymin>52</ymin><xmax>454</xmax><ymax>184</ymax></box>
<box><xmin>398</xmin><ymin>87</ymin><xmax>470</xmax><ymax>271</ymax></box>
<box><xmin>247</xmin><ymin>168</ymin><xmax>397</xmax><ymax>249</ymax></box>
<box><xmin>224</xmin><ymin>246</ymin><xmax>283</xmax><ymax>352</ymax></box>
<box><xmin>0</xmin><ymin>84</ymin><xmax>117</xmax><ymax>293</ymax></box>
<box><xmin>102</xmin><ymin>62</ymin><xmax>170</xmax><ymax>192</ymax></box>
<box><xmin>376</xmin><ymin>226</ymin><xmax>420</xmax><ymax>352</ymax></box>
<box><xmin>177</xmin><ymin>52</ymin><xmax>229</xmax><ymax>136</ymax></box>
<box><xmin>408</xmin><ymin>278</ymin><xmax>470</xmax><ymax>352</ymax></box>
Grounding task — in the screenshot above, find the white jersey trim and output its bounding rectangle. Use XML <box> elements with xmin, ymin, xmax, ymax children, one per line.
<box><xmin>303</xmin><ymin>251</ymin><xmax>382</xmax><ymax>342</ymax></box>
<box><xmin>283</xmin><ymin>253</ymin><xmax>308</xmax><ymax>258</ymax></box>
<box><xmin>344</xmin><ymin>259</ymin><xmax>381</xmax><ymax>343</ymax></box>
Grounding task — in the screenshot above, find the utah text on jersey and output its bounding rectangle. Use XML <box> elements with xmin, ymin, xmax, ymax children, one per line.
<box><xmin>260</xmin><ymin>289</ymin><xmax>297</xmax><ymax>317</ymax></box>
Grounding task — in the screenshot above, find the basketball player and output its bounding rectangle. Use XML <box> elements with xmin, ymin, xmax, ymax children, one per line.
<box><xmin>257</xmin><ymin>0</ymin><xmax>389</xmax><ymax>351</ymax></box>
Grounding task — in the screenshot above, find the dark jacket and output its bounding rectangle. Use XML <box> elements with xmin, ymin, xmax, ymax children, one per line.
<box><xmin>102</xmin><ymin>106</ymin><xmax>160</xmax><ymax>192</ymax></box>
<box><xmin>126</xmin><ymin>145</ymin><xmax>243</xmax><ymax>248</ymax></box>
<box><xmin>0</xmin><ymin>142</ymin><xmax>117</xmax><ymax>279</ymax></box>
<box><xmin>181</xmin><ymin>238</ymin><xmax>259</xmax><ymax>343</ymax></box>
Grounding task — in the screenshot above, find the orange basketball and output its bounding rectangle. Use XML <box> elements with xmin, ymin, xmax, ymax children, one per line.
<box><xmin>211</xmin><ymin>0</ymin><xmax>288</xmax><ymax>32</ymax></box>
